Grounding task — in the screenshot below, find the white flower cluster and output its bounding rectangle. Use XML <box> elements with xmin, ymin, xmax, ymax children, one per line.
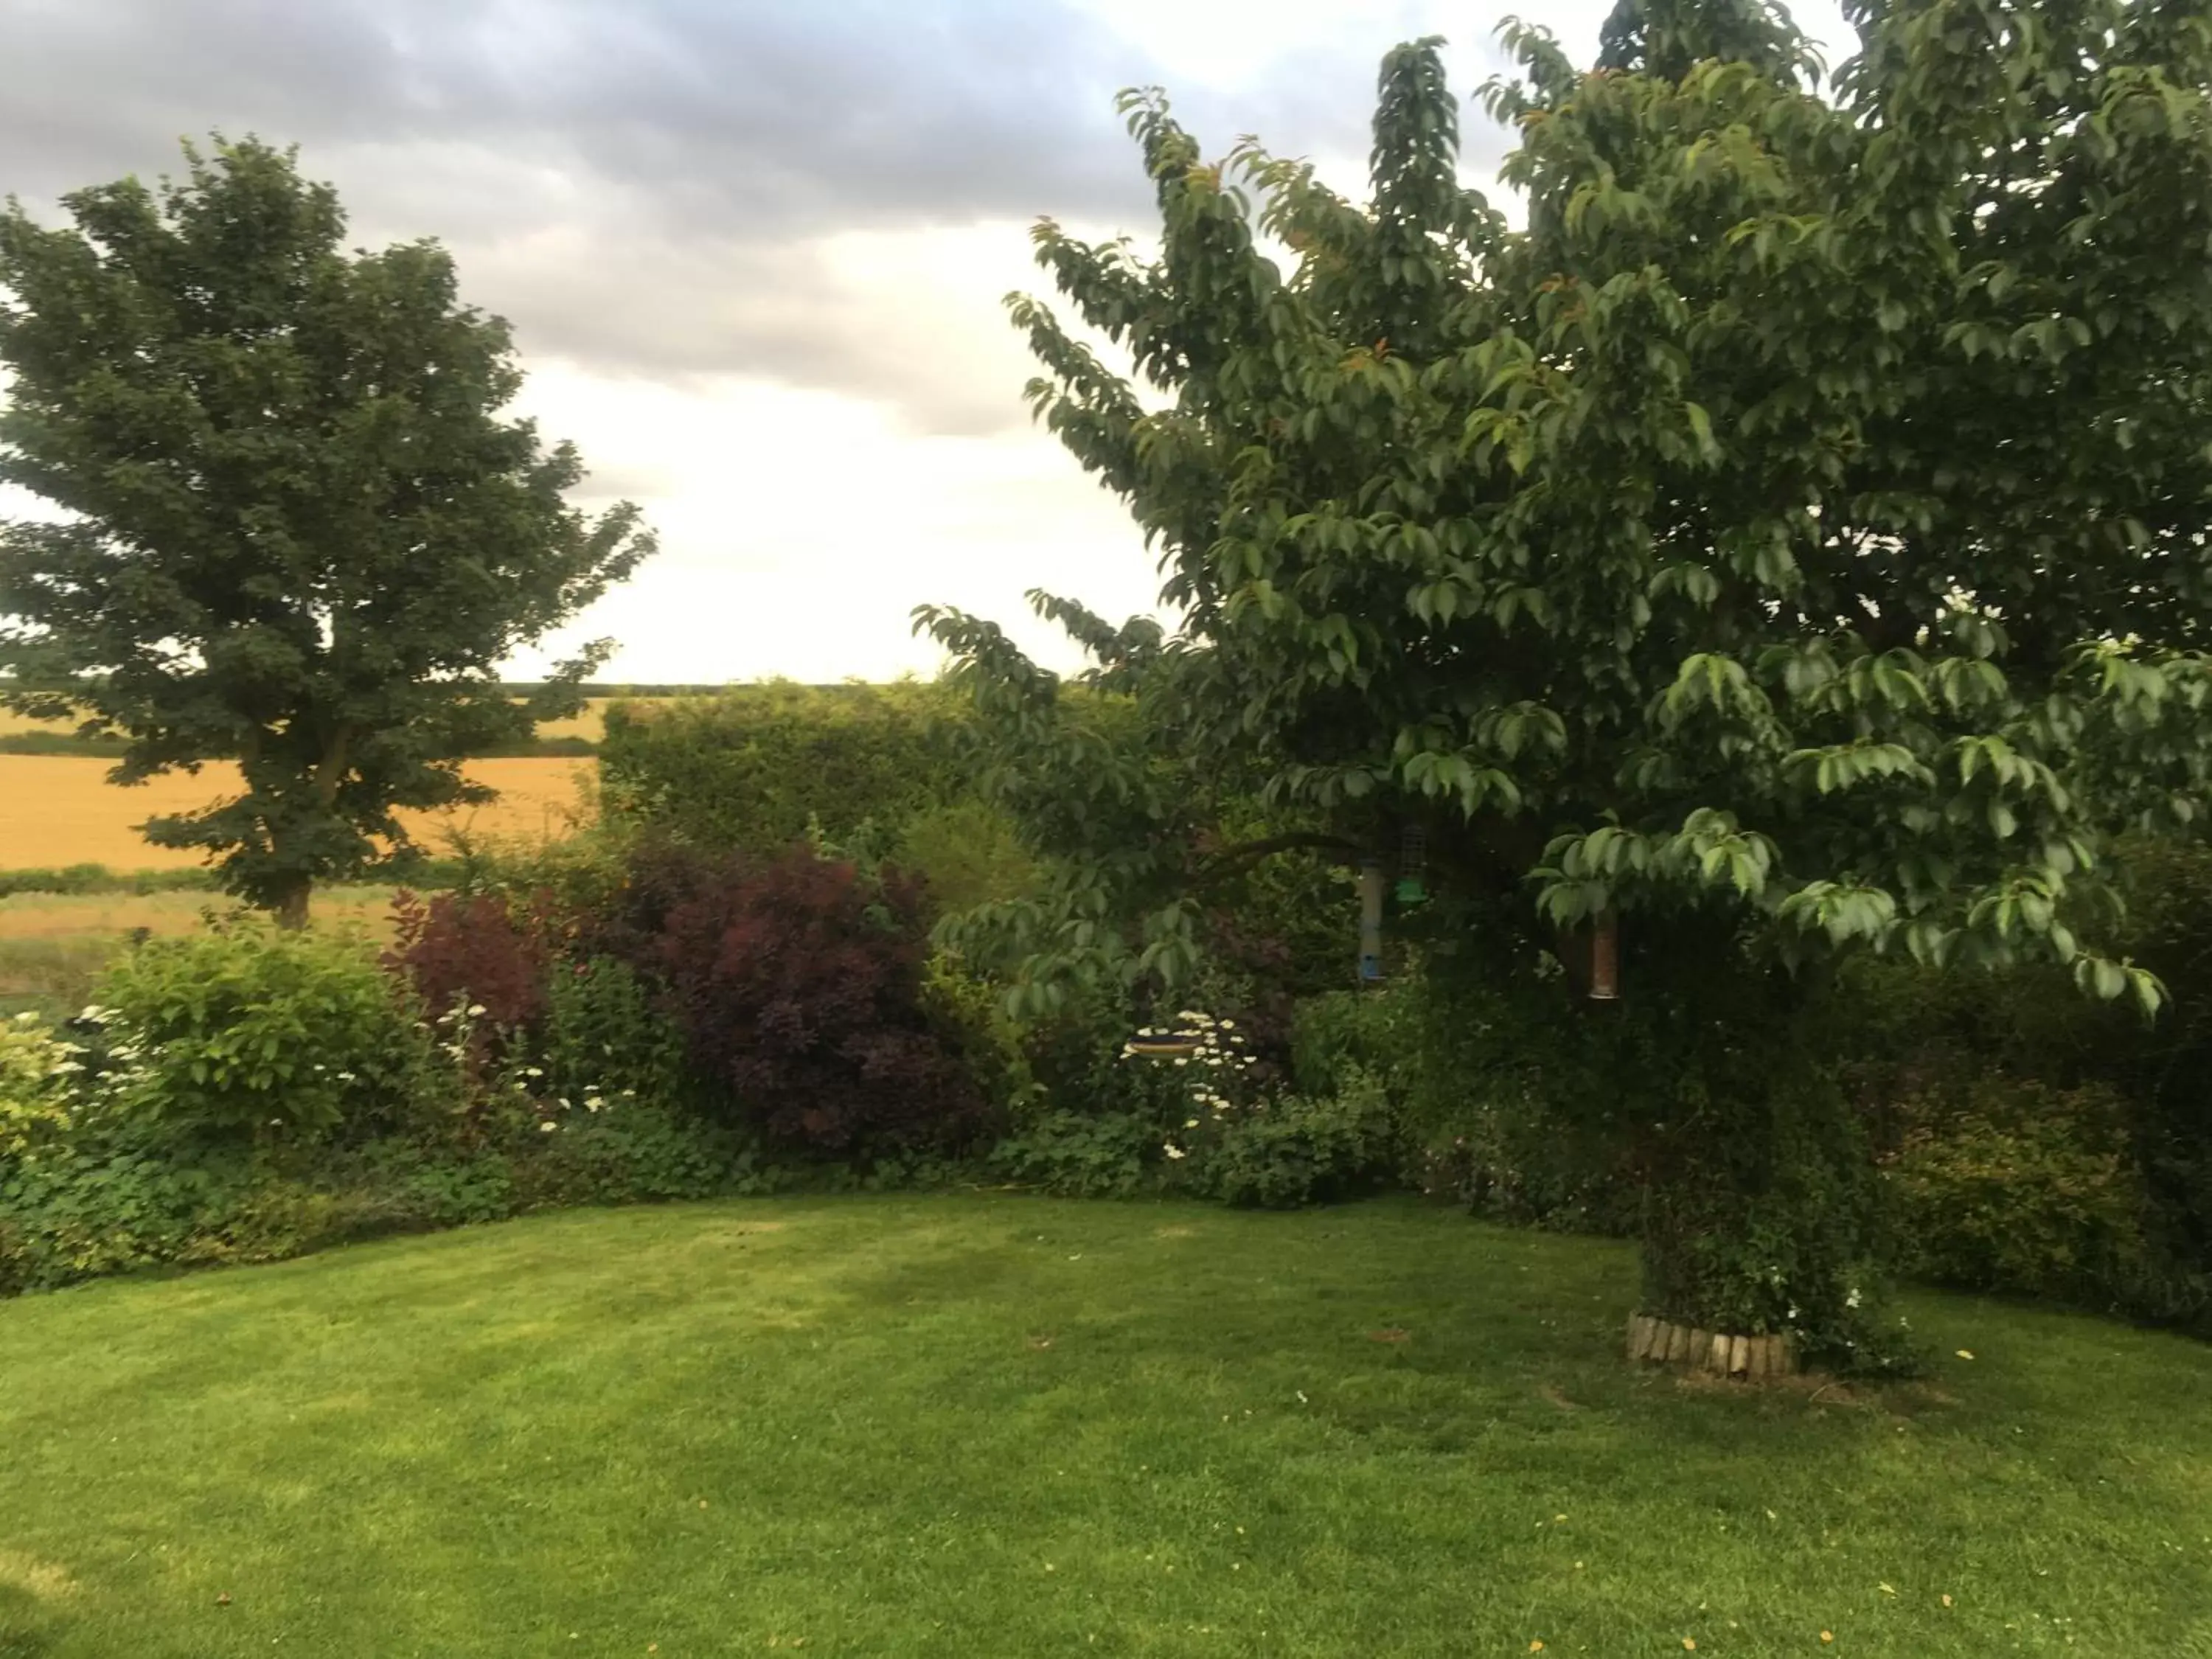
<box><xmin>1121</xmin><ymin>1009</ymin><xmax>1263</xmax><ymax>1161</ymax></box>
<box><xmin>4</xmin><ymin>1007</ymin><xmax>149</xmax><ymax>1140</ymax></box>
<box><xmin>4</xmin><ymin>1012</ymin><xmax>80</xmax><ymax>1106</ymax></box>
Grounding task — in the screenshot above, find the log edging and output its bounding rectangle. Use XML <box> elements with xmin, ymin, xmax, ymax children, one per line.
<box><xmin>1625</xmin><ymin>1314</ymin><xmax>1795</xmax><ymax>1379</ymax></box>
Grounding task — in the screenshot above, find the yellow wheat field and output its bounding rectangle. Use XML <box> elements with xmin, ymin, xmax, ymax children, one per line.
<box><xmin>0</xmin><ymin>756</ymin><xmax>592</xmax><ymax>872</ymax></box>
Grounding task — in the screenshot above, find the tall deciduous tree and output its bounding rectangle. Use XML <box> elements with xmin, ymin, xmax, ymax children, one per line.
<box><xmin>0</xmin><ymin>138</ymin><xmax>654</xmax><ymax>923</ymax></box>
<box><xmin>924</xmin><ymin>0</ymin><xmax>2212</xmax><ymax>1362</ymax></box>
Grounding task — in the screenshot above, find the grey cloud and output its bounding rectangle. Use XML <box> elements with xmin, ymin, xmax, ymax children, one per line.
<box><xmin>1</xmin><ymin>0</ymin><xmax>1528</xmax><ymax>432</ymax></box>
<box><xmin>467</xmin><ymin>226</ymin><xmax>1039</xmax><ymax>438</ymax></box>
<box><xmin>1</xmin><ymin>0</ymin><xmax>1159</xmax><ymax>234</ymax></box>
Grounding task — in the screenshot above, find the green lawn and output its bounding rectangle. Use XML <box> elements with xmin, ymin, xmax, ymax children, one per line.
<box><xmin>1</xmin><ymin>1197</ymin><xmax>2206</xmax><ymax>1657</ymax></box>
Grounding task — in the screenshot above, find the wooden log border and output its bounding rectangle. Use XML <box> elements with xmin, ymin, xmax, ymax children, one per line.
<box><xmin>1625</xmin><ymin>1314</ymin><xmax>1795</xmax><ymax>1379</ymax></box>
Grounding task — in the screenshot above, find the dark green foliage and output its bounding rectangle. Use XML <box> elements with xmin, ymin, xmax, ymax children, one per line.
<box><xmin>2093</xmin><ymin>838</ymin><xmax>2212</xmax><ymax>1308</ymax></box>
<box><xmin>0</xmin><ymin>136</ymin><xmax>653</xmax><ymax>921</ymax></box>
<box><xmin>504</xmin><ymin>1100</ymin><xmax>755</xmax><ymax>1211</ymax></box>
<box><xmin>0</xmin><ymin>864</ymin><xmax>223</xmax><ymax>897</ymax></box>
<box><xmin>1293</xmin><ymin>945</ymin><xmax>1646</xmax><ymax>1236</ymax></box>
<box><xmin>537</xmin><ymin>954</ymin><xmax>692</xmax><ymax>1119</ymax></box>
<box><xmin>0</xmin><ymin>858</ymin><xmax>464</xmax><ymax>900</ymax></box>
<box><xmin>1886</xmin><ymin>1077</ymin><xmax>2152</xmax><ymax>1305</ymax></box>
<box><xmin>1596</xmin><ymin>0</ymin><xmax>1815</xmax><ymax>82</ymax></box>
<box><xmin>990</xmin><ymin>1108</ymin><xmax>1162</xmax><ymax>1197</ymax></box>
<box><xmin>0</xmin><ymin>728</ymin><xmax>131</xmax><ymax>756</ymax></box>
<box><xmin>0</xmin><ymin>1104</ymin><xmax>759</xmax><ymax>1297</ymax></box>
<box><xmin>1203</xmin><ymin>1070</ymin><xmax>1401</xmax><ymax>1209</ymax></box>
<box><xmin>1832</xmin><ymin>832</ymin><xmax>2212</xmax><ymax>1329</ymax></box>
<box><xmin>1290</xmin><ymin>987</ymin><xmax>1412</xmax><ymax>1098</ymax></box>
<box><xmin>598</xmin><ymin>681</ymin><xmax>970</xmax><ymax>858</ymax></box>
<box><xmin>1</xmin><ymin>1136</ymin><xmax>248</xmax><ymax>1293</ymax></box>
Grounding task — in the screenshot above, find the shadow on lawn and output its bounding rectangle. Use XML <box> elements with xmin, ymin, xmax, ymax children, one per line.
<box><xmin>0</xmin><ymin>1582</ymin><xmax>64</xmax><ymax>1658</ymax></box>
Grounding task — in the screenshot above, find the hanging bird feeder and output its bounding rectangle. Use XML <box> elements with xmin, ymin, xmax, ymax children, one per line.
<box><xmin>1357</xmin><ymin>858</ymin><xmax>1386</xmax><ymax>982</ymax></box>
<box><xmin>1589</xmin><ymin>909</ymin><xmax>1621</xmax><ymax>1001</ymax></box>
<box><xmin>1394</xmin><ymin>823</ymin><xmax>1429</xmax><ymax>907</ymax></box>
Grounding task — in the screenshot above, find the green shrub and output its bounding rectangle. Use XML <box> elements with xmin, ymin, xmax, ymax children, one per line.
<box><xmin>895</xmin><ymin>799</ymin><xmax>1040</xmax><ymax>915</ymax></box>
<box><xmin>0</xmin><ymin>1132</ymin><xmax>526</xmax><ymax>1295</ymax></box>
<box><xmin>1317</xmin><ymin>961</ymin><xmax>1641</xmax><ymax>1235</ymax></box>
<box><xmin>0</xmin><ymin>864</ymin><xmax>219</xmax><ymax>897</ymax></box>
<box><xmin>598</xmin><ymin>681</ymin><xmax>970</xmax><ymax>854</ymax></box>
<box><xmin>1013</xmin><ymin>981</ymin><xmax>1217</xmax><ymax>1123</ymax></box>
<box><xmin>1887</xmin><ymin>1079</ymin><xmax>2152</xmax><ymax>1304</ymax></box>
<box><xmin>509</xmin><ymin>1100</ymin><xmax>757</xmax><ymax>1209</ymax></box>
<box><xmin>1290</xmin><ymin>987</ymin><xmax>1413</xmax><ymax>1096</ymax></box>
<box><xmin>94</xmin><ymin>921</ymin><xmax>430</xmax><ymax>1138</ymax></box>
<box><xmin>537</xmin><ymin>955</ymin><xmax>691</xmax><ymax>1113</ymax></box>
<box><xmin>1828</xmin><ymin>835</ymin><xmax>2212</xmax><ymax>1331</ymax></box>
<box><xmin>990</xmin><ymin>1107</ymin><xmax>1161</xmax><ymax>1197</ymax></box>
<box><xmin>919</xmin><ymin>952</ymin><xmax>1039</xmax><ymax>1116</ymax></box>
<box><xmin>1</xmin><ymin>1012</ymin><xmax>73</xmax><ymax>1167</ymax></box>
<box><xmin>0</xmin><ymin>1136</ymin><xmax>247</xmax><ymax>1291</ymax></box>
<box><xmin>1204</xmin><ymin>1069</ymin><xmax>1402</xmax><ymax>1208</ymax></box>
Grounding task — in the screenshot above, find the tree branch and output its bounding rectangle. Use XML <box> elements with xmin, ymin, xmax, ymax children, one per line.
<box><xmin>1192</xmin><ymin>831</ymin><xmax>1367</xmax><ymax>883</ymax></box>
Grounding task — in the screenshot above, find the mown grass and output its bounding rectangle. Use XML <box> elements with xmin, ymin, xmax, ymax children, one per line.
<box><xmin>1</xmin><ymin>1196</ymin><xmax>2206</xmax><ymax>1657</ymax></box>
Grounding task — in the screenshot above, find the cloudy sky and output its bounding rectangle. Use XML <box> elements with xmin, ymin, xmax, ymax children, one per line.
<box><xmin>0</xmin><ymin>0</ymin><xmax>1853</xmax><ymax>684</ymax></box>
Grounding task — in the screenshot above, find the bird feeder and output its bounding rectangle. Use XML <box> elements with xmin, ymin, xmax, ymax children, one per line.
<box><xmin>1357</xmin><ymin>858</ymin><xmax>1386</xmax><ymax>982</ymax></box>
<box><xmin>1394</xmin><ymin>823</ymin><xmax>1429</xmax><ymax>907</ymax></box>
<box><xmin>1589</xmin><ymin>910</ymin><xmax>1621</xmax><ymax>1001</ymax></box>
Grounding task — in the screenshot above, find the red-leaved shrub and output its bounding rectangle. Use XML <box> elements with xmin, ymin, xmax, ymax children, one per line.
<box><xmin>385</xmin><ymin>890</ymin><xmax>552</xmax><ymax>1054</ymax></box>
<box><xmin>635</xmin><ymin>846</ymin><xmax>985</xmax><ymax>1154</ymax></box>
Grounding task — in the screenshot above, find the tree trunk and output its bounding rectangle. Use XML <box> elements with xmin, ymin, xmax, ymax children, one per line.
<box><xmin>1610</xmin><ymin>947</ymin><xmax>1887</xmax><ymax>1374</ymax></box>
<box><xmin>273</xmin><ymin>873</ymin><xmax>311</xmax><ymax>931</ymax></box>
<box><xmin>266</xmin><ymin>726</ymin><xmax>349</xmax><ymax>931</ymax></box>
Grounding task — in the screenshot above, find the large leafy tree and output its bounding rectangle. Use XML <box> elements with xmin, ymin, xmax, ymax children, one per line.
<box><xmin>0</xmin><ymin>138</ymin><xmax>654</xmax><ymax>922</ymax></box>
<box><xmin>925</xmin><ymin>0</ymin><xmax>2212</xmax><ymax>1361</ymax></box>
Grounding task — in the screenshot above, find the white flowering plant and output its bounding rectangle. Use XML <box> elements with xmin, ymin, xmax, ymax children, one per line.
<box><xmin>1121</xmin><ymin>1009</ymin><xmax>1270</xmax><ymax>1165</ymax></box>
<box><xmin>0</xmin><ymin>1010</ymin><xmax>77</xmax><ymax>1167</ymax></box>
<box><xmin>420</xmin><ymin>958</ymin><xmax>674</xmax><ymax>1144</ymax></box>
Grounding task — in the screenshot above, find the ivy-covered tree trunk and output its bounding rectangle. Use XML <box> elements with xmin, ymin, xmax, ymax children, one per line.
<box><xmin>1607</xmin><ymin>942</ymin><xmax>1890</xmax><ymax>1368</ymax></box>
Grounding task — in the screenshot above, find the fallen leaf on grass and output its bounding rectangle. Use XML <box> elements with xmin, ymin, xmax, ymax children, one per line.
<box><xmin>1955</xmin><ymin>1349</ymin><xmax>1975</xmax><ymax>1360</ymax></box>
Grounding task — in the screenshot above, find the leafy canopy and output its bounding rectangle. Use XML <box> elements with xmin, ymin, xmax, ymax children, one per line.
<box><xmin>925</xmin><ymin>0</ymin><xmax>2212</xmax><ymax>1015</ymax></box>
<box><xmin>0</xmin><ymin>137</ymin><xmax>654</xmax><ymax>919</ymax></box>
